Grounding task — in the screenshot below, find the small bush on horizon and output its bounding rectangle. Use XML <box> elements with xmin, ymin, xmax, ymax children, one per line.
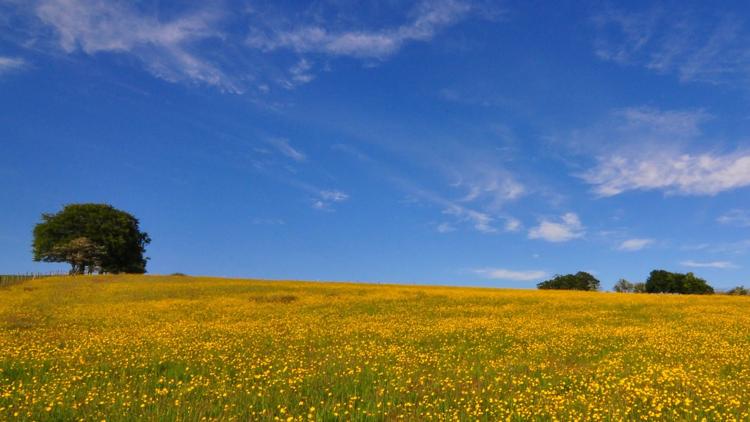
<box><xmin>613</xmin><ymin>279</ymin><xmax>635</xmax><ymax>293</ymax></box>
<box><xmin>727</xmin><ymin>286</ymin><xmax>748</xmax><ymax>295</ymax></box>
<box><xmin>537</xmin><ymin>272</ymin><xmax>600</xmax><ymax>291</ymax></box>
<box><xmin>646</xmin><ymin>270</ymin><xmax>714</xmax><ymax>295</ymax></box>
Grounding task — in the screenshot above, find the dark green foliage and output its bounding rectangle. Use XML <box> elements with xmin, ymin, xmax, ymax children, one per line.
<box><xmin>537</xmin><ymin>272</ymin><xmax>600</xmax><ymax>291</ymax></box>
<box><xmin>613</xmin><ymin>279</ymin><xmax>635</xmax><ymax>293</ymax></box>
<box><xmin>33</xmin><ymin>204</ymin><xmax>150</xmax><ymax>274</ymax></box>
<box><xmin>645</xmin><ymin>270</ymin><xmax>714</xmax><ymax>295</ymax></box>
<box><xmin>727</xmin><ymin>286</ymin><xmax>748</xmax><ymax>295</ymax></box>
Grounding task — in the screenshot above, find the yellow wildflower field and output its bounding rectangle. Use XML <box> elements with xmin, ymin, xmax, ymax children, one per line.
<box><xmin>1</xmin><ymin>275</ymin><xmax>749</xmax><ymax>421</ymax></box>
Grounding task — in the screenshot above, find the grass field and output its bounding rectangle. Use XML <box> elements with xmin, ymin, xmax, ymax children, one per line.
<box><xmin>1</xmin><ymin>276</ymin><xmax>749</xmax><ymax>421</ymax></box>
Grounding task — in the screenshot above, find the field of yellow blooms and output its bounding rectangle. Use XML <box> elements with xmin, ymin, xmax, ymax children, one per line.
<box><xmin>1</xmin><ymin>275</ymin><xmax>750</xmax><ymax>421</ymax></box>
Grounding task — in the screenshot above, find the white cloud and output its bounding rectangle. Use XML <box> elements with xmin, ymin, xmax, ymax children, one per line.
<box><xmin>571</xmin><ymin>107</ymin><xmax>750</xmax><ymax>197</ymax></box>
<box><xmin>33</xmin><ymin>0</ymin><xmax>240</xmax><ymax>92</ymax></box>
<box><xmin>313</xmin><ymin>190</ymin><xmax>349</xmax><ymax>211</ymax></box>
<box><xmin>592</xmin><ymin>7</ymin><xmax>750</xmax><ymax>85</ymax></box>
<box><xmin>251</xmin><ymin>218</ymin><xmax>285</xmax><ymax>225</ymax></box>
<box><xmin>6</xmin><ymin>0</ymin><xmax>487</xmax><ymax>92</ymax></box>
<box><xmin>591</xmin><ymin>7</ymin><xmax>658</xmax><ymax>65</ymax></box>
<box><xmin>681</xmin><ymin>239</ymin><xmax>750</xmax><ymax>255</ymax></box>
<box><xmin>436</xmin><ymin>222</ymin><xmax>456</xmax><ymax>233</ymax></box>
<box><xmin>320</xmin><ymin>190</ymin><xmax>349</xmax><ymax>202</ymax></box>
<box><xmin>281</xmin><ymin>58</ymin><xmax>315</xmax><ymax>89</ymax></box>
<box><xmin>247</xmin><ymin>0</ymin><xmax>474</xmax><ymax>59</ymax></box>
<box><xmin>473</xmin><ymin>268</ymin><xmax>548</xmax><ymax>281</ymax></box>
<box><xmin>617</xmin><ymin>238</ymin><xmax>653</xmax><ymax>251</ymax></box>
<box><xmin>332</xmin><ymin>139</ymin><xmax>522</xmax><ymax>235</ymax></box>
<box><xmin>568</xmin><ymin>106</ymin><xmax>710</xmax><ymax>155</ymax></box>
<box><xmin>681</xmin><ymin>260</ymin><xmax>738</xmax><ymax>269</ymax></box>
<box><xmin>583</xmin><ymin>152</ymin><xmax>750</xmax><ymax>196</ymax></box>
<box><xmin>417</xmin><ymin>191</ymin><xmax>520</xmax><ymax>235</ymax></box>
<box><xmin>455</xmin><ymin>168</ymin><xmax>525</xmax><ymax>207</ymax></box>
<box><xmin>0</xmin><ymin>56</ymin><xmax>26</xmax><ymax>74</ymax></box>
<box><xmin>504</xmin><ymin>217</ymin><xmax>522</xmax><ymax>232</ymax></box>
<box><xmin>443</xmin><ymin>204</ymin><xmax>496</xmax><ymax>233</ymax></box>
<box><xmin>718</xmin><ymin>209</ymin><xmax>750</xmax><ymax>227</ymax></box>
<box><xmin>614</xmin><ymin>107</ymin><xmax>709</xmax><ymax>139</ymax></box>
<box><xmin>528</xmin><ymin>213</ymin><xmax>584</xmax><ymax>243</ymax></box>
<box><xmin>311</xmin><ymin>200</ymin><xmax>328</xmax><ymax>210</ymax></box>
<box><xmin>268</xmin><ymin>138</ymin><xmax>306</xmax><ymax>162</ymax></box>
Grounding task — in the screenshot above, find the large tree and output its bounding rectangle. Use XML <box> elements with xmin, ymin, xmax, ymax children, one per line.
<box><xmin>33</xmin><ymin>204</ymin><xmax>150</xmax><ymax>274</ymax></box>
<box><xmin>537</xmin><ymin>272</ymin><xmax>600</xmax><ymax>291</ymax></box>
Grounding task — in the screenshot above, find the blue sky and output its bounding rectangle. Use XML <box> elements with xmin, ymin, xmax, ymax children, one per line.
<box><xmin>2</xmin><ymin>0</ymin><xmax>750</xmax><ymax>289</ymax></box>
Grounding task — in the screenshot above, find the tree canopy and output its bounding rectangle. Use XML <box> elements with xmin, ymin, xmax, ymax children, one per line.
<box><xmin>613</xmin><ymin>278</ymin><xmax>635</xmax><ymax>293</ymax></box>
<box><xmin>645</xmin><ymin>270</ymin><xmax>714</xmax><ymax>294</ymax></box>
<box><xmin>727</xmin><ymin>286</ymin><xmax>748</xmax><ymax>296</ymax></box>
<box><xmin>33</xmin><ymin>204</ymin><xmax>150</xmax><ymax>274</ymax></box>
<box><xmin>537</xmin><ymin>272</ymin><xmax>600</xmax><ymax>291</ymax></box>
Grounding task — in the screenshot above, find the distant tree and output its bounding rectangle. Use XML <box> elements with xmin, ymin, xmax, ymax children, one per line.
<box><xmin>682</xmin><ymin>272</ymin><xmax>714</xmax><ymax>294</ymax></box>
<box><xmin>727</xmin><ymin>286</ymin><xmax>748</xmax><ymax>296</ymax></box>
<box><xmin>645</xmin><ymin>270</ymin><xmax>713</xmax><ymax>295</ymax></box>
<box><xmin>537</xmin><ymin>272</ymin><xmax>600</xmax><ymax>291</ymax></box>
<box><xmin>633</xmin><ymin>282</ymin><xmax>647</xmax><ymax>293</ymax></box>
<box><xmin>33</xmin><ymin>204</ymin><xmax>150</xmax><ymax>275</ymax></box>
<box><xmin>645</xmin><ymin>270</ymin><xmax>676</xmax><ymax>293</ymax></box>
<box><xmin>613</xmin><ymin>279</ymin><xmax>635</xmax><ymax>293</ymax></box>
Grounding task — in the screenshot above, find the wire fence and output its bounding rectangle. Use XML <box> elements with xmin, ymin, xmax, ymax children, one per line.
<box><xmin>0</xmin><ymin>272</ymin><xmax>68</xmax><ymax>288</ymax></box>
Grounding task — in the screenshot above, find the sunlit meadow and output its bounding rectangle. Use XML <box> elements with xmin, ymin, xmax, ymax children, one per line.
<box><xmin>1</xmin><ymin>275</ymin><xmax>749</xmax><ymax>421</ymax></box>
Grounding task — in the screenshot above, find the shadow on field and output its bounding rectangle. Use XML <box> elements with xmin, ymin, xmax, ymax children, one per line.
<box><xmin>250</xmin><ymin>294</ymin><xmax>298</xmax><ymax>304</ymax></box>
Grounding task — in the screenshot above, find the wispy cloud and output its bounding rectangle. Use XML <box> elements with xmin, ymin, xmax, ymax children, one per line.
<box><xmin>417</xmin><ymin>180</ymin><xmax>520</xmax><ymax>235</ymax></box>
<box><xmin>312</xmin><ymin>190</ymin><xmax>349</xmax><ymax>211</ymax></box>
<box><xmin>251</xmin><ymin>218</ymin><xmax>285</xmax><ymax>225</ymax></box>
<box><xmin>0</xmin><ymin>56</ymin><xmax>26</xmax><ymax>75</ymax></box>
<box><xmin>268</xmin><ymin>138</ymin><xmax>306</xmax><ymax>162</ymax></box>
<box><xmin>681</xmin><ymin>260</ymin><xmax>738</xmax><ymax>269</ymax></box>
<box><xmin>32</xmin><ymin>0</ymin><xmax>240</xmax><ymax>92</ymax></box>
<box><xmin>568</xmin><ymin>106</ymin><xmax>710</xmax><ymax>155</ymax></box>
<box><xmin>442</xmin><ymin>204</ymin><xmax>497</xmax><ymax>233</ymax></box>
<box><xmin>281</xmin><ymin>58</ymin><xmax>315</xmax><ymax>89</ymax></box>
<box><xmin>591</xmin><ymin>6</ymin><xmax>659</xmax><ymax>65</ymax></box>
<box><xmin>320</xmin><ymin>190</ymin><xmax>349</xmax><ymax>202</ymax></box>
<box><xmin>592</xmin><ymin>6</ymin><xmax>750</xmax><ymax>85</ymax></box>
<box><xmin>681</xmin><ymin>239</ymin><xmax>750</xmax><ymax>256</ymax></box>
<box><xmin>453</xmin><ymin>167</ymin><xmax>525</xmax><ymax>208</ymax></box>
<box><xmin>718</xmin><ymin>209</ymin><xmax>750</xmax><ymax>227</ymax></box>
<box><xmin>504</xmin><ymin>217</ymin><xmax>522</xmax><ymax>232</ymax></box>
<box><xmin>7</xmin><ymin>0</ymin><xmax>485</xmax><ymax>93</ymax></box>
<box><xmin>436</xmin><ymin>222</ymin><xmax>456</xmax><ymax>233</ymax></box>
<box><xmin>247</xmin><ymin>0</ymin><xmax>475</xmax><ymax>59</ymax></box>
<box><xmin>617</xmin><ymin>238</ymin><xmax>653</xmax><ymax>251</ymax></box>
<box><xmin>528</xmin><ymin>213</ymin><xmax>584</xmax><ymax>243</ymax></box>
<box><xmin>334</xmin><ymin>142</ymin><xmax>522</xmax><ymax>235</ymax></box>
<box><xmin>473</xmin><ymin>268</ymin><xmax>548</xmax><ymax>281</ymax></box>
<box><xmin>247</xmin><ymin>142</ymin><xmax>349</xmax><ymax>212</ymax></box>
